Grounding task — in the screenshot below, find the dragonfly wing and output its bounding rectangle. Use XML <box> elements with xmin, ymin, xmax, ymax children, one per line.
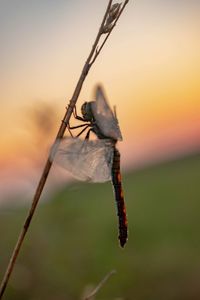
<box><xmin>51</xmin><ymin>138</ymin><xmax>90</xmax><ymax>181</ymax></box>
<box><xmin>85</xmin><ymin>139</ymin><xmax>114</xmax><ymax>182</ymax></box>
<box><xmin>51</xmin><ymin>137</ymin><xmax>113</xmax><ymax>183</ymax></box>
<box><xmin>91</xmin><ymin>85</ymin><xmax>123</xmax><ymax>141</ymax></box>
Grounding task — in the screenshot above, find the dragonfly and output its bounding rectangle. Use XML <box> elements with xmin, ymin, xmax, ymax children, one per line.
<box><xmin>51</xmin><ymin>85</ymin><xmax>128</xmax><ymax>247</ymax></box>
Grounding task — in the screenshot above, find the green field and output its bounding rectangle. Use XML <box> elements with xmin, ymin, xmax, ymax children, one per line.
<box><xmin>0</xmin><ymin>154</ymin><xmax>200</xmax><ymax>300</ymax></box>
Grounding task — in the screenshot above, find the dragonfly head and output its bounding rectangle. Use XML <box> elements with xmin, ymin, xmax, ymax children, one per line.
<box><xmin>81</xmin><ymin>102</ymin><xmax>94</xmax><ymax>121</ymax></box>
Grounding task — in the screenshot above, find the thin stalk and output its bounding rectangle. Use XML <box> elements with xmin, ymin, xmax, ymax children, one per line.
<box><xmin>90</xmin><ymin>0</ymin><xmax>129</xmax><ymax>66</ymax></box>
<box><xmin>83</xmin><ymin>270</ymin><xmax>116</xmax><ymax>300</ymax></box>
<box><xmin>0</xmin><ymin>1</ymin><xmax>128</xmax><ymax>298</ymax></box>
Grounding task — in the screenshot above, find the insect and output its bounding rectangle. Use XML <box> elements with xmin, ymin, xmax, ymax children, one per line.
<box><xmin>52</xmin><ymin>85</ymin><xmax>128</xmax><ymax>247</ymax></box>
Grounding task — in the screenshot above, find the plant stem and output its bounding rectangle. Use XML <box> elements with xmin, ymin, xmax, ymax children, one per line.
<box><xmin>84</xmin><ymin>270</ymin><xmax>116</xmax><ymax>300</ymax></box>
<box><xmin>0</xmin><ymin>1</ymin><xmax>128</xmax><ymax>298</ymax></box>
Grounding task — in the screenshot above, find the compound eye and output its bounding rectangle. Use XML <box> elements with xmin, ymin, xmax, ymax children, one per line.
<box><xmin>81</xmin><ymin>102</ymin><xmax>88</xmax><ymax>119</ymax></box>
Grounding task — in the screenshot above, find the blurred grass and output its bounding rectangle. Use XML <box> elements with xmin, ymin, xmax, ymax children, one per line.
<box><xmin>0</xmin><ymin>153</ymin><xmax>200</xmax><ymax>300</ymax></box>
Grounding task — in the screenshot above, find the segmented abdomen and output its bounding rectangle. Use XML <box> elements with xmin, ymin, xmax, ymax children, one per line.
<box><xmin>111</xmin><ymin>147</ymin><xmax>128</xmax><ymax>247</ymax></box>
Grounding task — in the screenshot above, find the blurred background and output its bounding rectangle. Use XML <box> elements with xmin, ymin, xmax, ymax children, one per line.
<box><xmin>0</xmin><ymin>0</ymin><xmax>200</xmax><ymax>299</ymax></box>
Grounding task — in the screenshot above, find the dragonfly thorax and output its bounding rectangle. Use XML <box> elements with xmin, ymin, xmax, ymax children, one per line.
<box><xmin>81</xmin><ymin>100</ymin><xmax>119</xmax><ymax>141</ymax></box>
<box><xmin>81</xmin><ymin>102</ymin><xmax>94</xmax><ymax>122</ymax></box>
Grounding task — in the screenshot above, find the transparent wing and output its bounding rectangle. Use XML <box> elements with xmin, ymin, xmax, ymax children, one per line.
<box><xmin>50</xmin><ymin>137</ymin><xmax>114</xmax><ymax>183</ymax></box>
<box><xmin>91</xmin><ymin>85</ymin><xmax>123</xmax><ymax>141</ymax></box>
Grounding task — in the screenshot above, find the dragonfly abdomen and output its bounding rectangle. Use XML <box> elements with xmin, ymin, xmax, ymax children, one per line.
<box><xmin>111</xmin><ymin>147</ymin><xmax>128</xmax><ymax>247</ymax></box>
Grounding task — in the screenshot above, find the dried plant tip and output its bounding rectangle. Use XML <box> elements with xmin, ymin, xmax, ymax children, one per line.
<box><xmin>101</xmin><ymin>23</ymin><xmax>114</xmax><ymax>34</ymax></box>
<box><xmin>102</xmin><ymin>2</ymin><xmax>122</xmax><ymax>34</ymax></box>
<box><xmin>109</xmin><ymin>3</ymin><xmax>122</xmax><ymax>19</ymax></box>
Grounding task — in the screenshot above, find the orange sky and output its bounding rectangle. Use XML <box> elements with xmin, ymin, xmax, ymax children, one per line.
<box><xmin>0</xmin><ymin>0</ymin><xmax>200</xmax><ymax>201</ymax></box>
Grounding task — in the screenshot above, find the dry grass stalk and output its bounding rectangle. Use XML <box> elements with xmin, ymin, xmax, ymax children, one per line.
<box><xmin>83</xmin><ymin>270</ymin><xmax>116</xmax><ymax>300</ymax></box>
<box><xmin>0</xmin><ymin>1</ymin><xmax>129</xmax><ymax>298</ymax></box>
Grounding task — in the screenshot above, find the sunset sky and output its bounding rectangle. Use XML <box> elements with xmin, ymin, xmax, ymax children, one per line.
<box><xmin>0</xmin><ymin>0</ymin><xmax>200</xmax><ymax>201</ymax></box>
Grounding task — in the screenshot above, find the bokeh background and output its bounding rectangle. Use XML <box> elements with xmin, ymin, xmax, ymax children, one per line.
<box><xmin>0</xmin><ymin>0</ymin><xmax>200</xmax><ymax>299</ymax></box>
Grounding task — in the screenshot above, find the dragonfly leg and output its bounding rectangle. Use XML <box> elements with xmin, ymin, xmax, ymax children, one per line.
<box><xmin>76</xmin><ymin>125</ymin><xmax>91</xmax><ymax>138</ymax></box>
<box><xmin>85</xmin><ymin>128</ymin><xmax>93</xmax><ymax>140</ymax></box>
<box><xmin>68</xmin><ymin>123</ymin><xmax>90</xmax><ymax>130</ymax></box>
<box><xmin>67</xmin><ymin>123</ymin><xmax>73</xmax><ymax>137</ymax></box>
<box><xmin>73</xmin><ymin>104</ymin><xmax>78</xmax><ymax>118</ymax></box>
<box><xmin>67</xmin><ymin>121</ymin><xmax>91</xmax><ymax>136</ymax></box>
<box><xmin>62</xmin><ymin>118</ymin><xmax>73</xmax><ymax>135</ymax></box>
<box><xmin>73</xmin><ymin>105</ymin><xmax>85</xmax><ymax>121</ymax></box>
